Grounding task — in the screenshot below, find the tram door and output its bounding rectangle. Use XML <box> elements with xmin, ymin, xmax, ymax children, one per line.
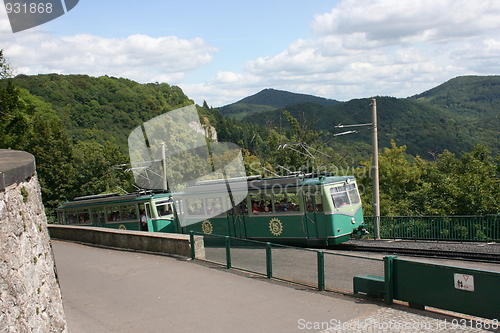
<box><xmin>140</xmin><ymin>203</ymin><xmax>153</xmax><ymax>231</ymax></box>
<box><xmin>302</xmin><ymin>188</ymin><xmax>322</xmax><ymax>239</ymax></box>
<box><xmin>229</xmin><ymin>199</ymin><xmax>247</xmax><ymax>238</ymax></box>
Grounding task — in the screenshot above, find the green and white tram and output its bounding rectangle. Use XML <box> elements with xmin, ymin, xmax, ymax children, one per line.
<box><xmin>57</xmin><ymin>192</ymin><xmax>177</xmax><ymax>232</ymax></box>
<box><xmin>57</xmin><ymin>174</ymin><xmax>365</xmax><ymax>247</ymax></box>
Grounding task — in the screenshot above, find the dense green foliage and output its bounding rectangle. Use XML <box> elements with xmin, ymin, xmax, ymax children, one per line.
<box><xmin>359</xmin><ymin>141</ymin><xmax>500</xmax><ymax>216</ymax></box>
<box><xmin>216</xmin><ymin>103</ymin><xmax>276</xmax><ymax>120</ymax></box>
<box><xmin>1</xmin><ymin>70</ymin><xmax>194</xmax><ymax>219</ymax></box>
<box><xmin>410</xmin><ymin>75</ymin><xmax>500</xmax><ymax>155</ymax></box>
<box><xmin>10</xmin><ymin>74</ymin><xmax>193</xmax><ymax>153</ymax></box>
<box><xmin>241</xmin><ymin>97</ymin><xmax>489</xmax><ymax>158</ymax></box>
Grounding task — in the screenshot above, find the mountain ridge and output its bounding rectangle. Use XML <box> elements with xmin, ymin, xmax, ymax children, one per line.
<box><xmin>218</xmin><ymin>88</ymin><xmax>339</xmax><ymax>120</ymax></box>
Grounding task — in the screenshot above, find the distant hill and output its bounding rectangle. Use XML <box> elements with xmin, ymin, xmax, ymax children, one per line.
<box><xmin>410</xmin><ymin>75</ymin><xmax>500</xmax><ymax>119</ymax></box>
<box><xmin>226</xmin><ymin>75</ymin><xmax>500</xmax><ymax>157</ymax></box>
<box><xmin>8</xmin><ymin>74</ymin><xmax>193</xmax><ymax>152</ymax></box>
<box><xmin>218</xmin><ymin>88</ymin><xmax>339</xmax><ymax>120</ymax></box>
<box><xmin>241</xmin><ymin>97</ymin><xmax>480</xmax><ymax>158</ymax></box>
<box><xmin>410</xmin><ymin>75</ymin><xmax>500</xmax><ymax>153</ymax></box>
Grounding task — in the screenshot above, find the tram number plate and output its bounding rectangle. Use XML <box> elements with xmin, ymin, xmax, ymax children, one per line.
<box><xmin>454</xmin><ymin>273</ymin><xmax>474</xmax><ymax>292</ymax></box>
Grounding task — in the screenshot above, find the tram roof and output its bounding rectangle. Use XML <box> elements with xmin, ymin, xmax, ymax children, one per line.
<box><xmin>180</xmin><ymin>175</ymin><xmax>356</xmax><ymax>195</ymax></box>
<box><xmin>58</xmin><ymin>191</ymin><xmax>172</xmax><ymax>210</ymax></box>
<box><xmin>298</xmin><ymin>175</ymin><xmax>355</xmax><ymax>186</ymax></box>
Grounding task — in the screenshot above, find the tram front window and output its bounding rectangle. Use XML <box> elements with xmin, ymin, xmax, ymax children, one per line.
<box><xmin>156</xmin><ymin>202</ymin><xmax>173</xmax><ymax>217</ymax></box>
<box><xmin>346</xmin><ymin>183</ymin><xmax>360</xmax><ymax>204</ymax></box>
<box><xmin>330</xmin><ymin>185</ymin><xmax>350</xmax><ymax>208</ymax></box>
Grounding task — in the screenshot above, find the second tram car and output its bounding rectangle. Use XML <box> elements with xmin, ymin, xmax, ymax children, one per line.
<box><xmin>57</xmin><ymin>174</ymin><xmax>365</xmax><ymax>247</ymax></box>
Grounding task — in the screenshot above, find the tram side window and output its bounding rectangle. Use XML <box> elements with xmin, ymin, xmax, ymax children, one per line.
<box><xmin>305</xmin><ymin>190</ymin><xmax>323</xmax><ymax>212</ymax></box>
<box><xmin>346</xmin><ymin>183</ymin><xmax>360</xmax><ymax>205</ymax></box>
<box><xmin>118</xmin><ymin>205</ymin><xmax>137</xmax><ymax>221</ymax></box>
<box><xmin>91</xmin><ymin>208</ymin><xmax>105</xmax><ymax>224</ymax></box>
<box><xmin>186</xmin><ymin>198</ymin><xmax>205</xmax><ymax>215</ymax></box>
<box><xmin>65</xmin><ymin>210</ymin><xmax>90</xmax><ymax>224</ymax></box>
<box><xmin>107</xmin><ymin>209</ymin><xmax>118</xmax><ymax>221</ymax></box>
<box><xmin>250</xmin><ymin>194</ymin><xmax>272</xmax><ymax>214</ymax></box>
<box><xmin>205</xmin><ymin>197</ymin><xmax>223</xmax><ymax>215</ymax></box>
<box><xmin>273</xmin><ymin>192</ymin><xmax>300</xmax><ymax>213</ymax></box>
<box><xmin>330</xmin><ymin>185</ymin><xmax>350</xmax><ymax>208</ymax></box>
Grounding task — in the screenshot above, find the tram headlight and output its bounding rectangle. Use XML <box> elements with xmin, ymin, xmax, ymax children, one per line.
<box><xmin>351</xmin><ymin>218</ymin><xmax>356</xmax><ymax>224</ymax></box>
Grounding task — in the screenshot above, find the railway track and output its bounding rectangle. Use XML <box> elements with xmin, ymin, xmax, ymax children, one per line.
<box><xmin>333</xmin><ymin>243</ymin><xmax>500</xmax><ymax>263</ymax></box>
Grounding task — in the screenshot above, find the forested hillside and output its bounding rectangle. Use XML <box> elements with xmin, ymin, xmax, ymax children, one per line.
<box><xmin>240</xmin><ymin>97</ymin><xmax>486</xmax><ymax>158</ymax></box>
<box><xmin>1</xmin><ymin>71</ymin><xmax>195</xmax><ymax>219</ymax></box>
<box><xmin>410</xmin><ymin>75</ymin><xmax>500</xmax><ymax>154</ymax></box>
<box><xmin>10</xmin><ymin>74</ymin><xmax>194</xmax><ymax>153</ymax></box>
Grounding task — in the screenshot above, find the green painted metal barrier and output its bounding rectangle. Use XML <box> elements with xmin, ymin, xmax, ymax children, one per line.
<box><xmin>364</xmin><ymin>215</ymin><xmax>500</xmax><ymax>241</ymax></box>
<box><xmin>190</xmin><ymin>231</ymin><xmax>500</xmax><ymax>321</ymax></box>
<box><xmin>385</xmin><ymin>258</ymin><xmax>500</xmax><ymax>321</ymax></box>
<box><xmin>266</xmin><ymin>242</ymin><xmax>272</xmax><ymax>279</ymax></box>
<box><xmin>317</xmin><ymin>251</ymin><xmax>325</xmax><ymax>291</ymax></box>
<box><xmin>189</xmin><ymin>231</ymin><xmax>383</xmax><ymax>293</ymax></box>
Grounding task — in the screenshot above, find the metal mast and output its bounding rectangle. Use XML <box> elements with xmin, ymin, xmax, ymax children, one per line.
<box><xmin>371</xmin><ymin>98</ymin><xmax>381</xmax><ymax>239</ymax></box>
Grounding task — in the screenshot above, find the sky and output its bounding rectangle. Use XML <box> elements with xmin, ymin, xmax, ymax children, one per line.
<box><xmin>1</xmin><ymin>0</ymin><xmax>500</xmax><ymax>107</ymax></box>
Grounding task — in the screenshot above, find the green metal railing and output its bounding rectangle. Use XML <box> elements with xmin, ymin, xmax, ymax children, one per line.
<box><xmin>364</xmin><ymin>215</ymin><xmax>500</xmax><ymax>242</ymax></box>
<box><xmin>190</xmin><ymin>231</ymin><xmax>383</xmax><ymax>293</ymax></box>
<box><xmin>190</xmin><ymin>231</ymin><xmax>500</xmax><ymax>321</ymax></box>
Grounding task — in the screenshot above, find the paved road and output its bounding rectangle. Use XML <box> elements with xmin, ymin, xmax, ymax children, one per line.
<box><xmin>51</xmin><ymin>240</ymin><xmax>382</xmax><ymax>333</ymax></box>
<box><xmin>51</xmin><ymin>240</ymin><xmax>496</xmax><ymax>333</ymax></box>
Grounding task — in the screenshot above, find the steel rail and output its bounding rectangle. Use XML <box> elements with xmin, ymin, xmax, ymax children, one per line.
<box><xmin>332</xmin><ymin>244</ymin><xmax>500</xmax><ymax>263</ymax></box>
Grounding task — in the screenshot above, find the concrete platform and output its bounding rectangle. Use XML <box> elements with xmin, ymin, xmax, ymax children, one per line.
<box><xmin>51</xmin><ymin>240</ymin><xmax>495</xmax><ymax>332</ymax></box>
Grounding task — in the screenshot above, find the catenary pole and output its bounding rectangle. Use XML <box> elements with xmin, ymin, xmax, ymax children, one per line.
<box><xmin>371</xmin><ymin>98</ymin><xmax>381</xmax><ymax>239</ymax></box>
<box><xmin>161</xmin><ymin>142</ymin><xmax>167</xmax><ymax>191</ymax></box>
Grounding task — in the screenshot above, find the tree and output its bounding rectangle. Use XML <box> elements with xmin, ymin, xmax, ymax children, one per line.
<box><xmin>359</xmin><ymin>141</ymin><xmax>500</xmax><ymax>216</ymax></box>
<box><xmin>359</xmin><ymin>140</ymin><xmax>424</xmax><ymax>216</ymax></box>
<box><xmin>0</xmin><ymin>50</ymin><xmax>13</xmax><ymax>80</ymax></box>
<box><xmin>0</xmin><ymin>81</ymin><xmax>32</xmax><ymax>149</ymax></box>
<box><xmin>71</xmin><ymin>141</ymin><xmax>134</xmax><ymax>198</ymax></box>
<box><xmin>414</xmin><ymin>145</ymin><xmax>500</xmax><ymax>215</ymax></box>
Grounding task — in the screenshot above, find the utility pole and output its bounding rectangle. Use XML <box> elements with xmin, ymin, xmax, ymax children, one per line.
<box><xmin>371</xmin><ymin>98</ymin><xmax>381</xmax><ymax>239</ymax></box>
<box><xmin>161</xmin><ymin>142</ymin><xmax>167</xmax><ymax>191</ymax></box>
<box><xmin>334</xmin><ymin>98</ymin><xmax>381</xmax><ymax>239</ymax></box>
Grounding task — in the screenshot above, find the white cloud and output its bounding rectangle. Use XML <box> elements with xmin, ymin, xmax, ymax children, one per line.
<box><xmin>311</xmin><ymin>0</ymin><xmax>500</xmax><ymax>45</ymax></box>
<box><xmin>1</xmin><ymin>29</ymin><xmax>217</xmax><ymax>85</ymax></box>
<box><xmin>201</xmin><ymin>0</ymin><xmax>500</xmax><ymax>105</ymax></box>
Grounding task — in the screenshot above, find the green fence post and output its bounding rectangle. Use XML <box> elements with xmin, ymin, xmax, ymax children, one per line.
<box><xmin>225</xmin><ymin>236</ymin><xmax>231</xmax><ymax>269</ymax></box>
<box><xmin>266</xmin><ymin>242</ymin><xmax>272</xmax><ymax>279</ymax></box>
<box><xmin>384</xmin><ymin>255</ymin><xmax>397</xmax><ymax>305</ymax></box>
<box><xmin>317</xmin><ymin>251</ymin><xmax>325</xmax><ymax>291</ymax></box>
<box><xmin>189</xmin><ymin>231</ymin><xmax>195</xmax><ymax>260</ymax></box>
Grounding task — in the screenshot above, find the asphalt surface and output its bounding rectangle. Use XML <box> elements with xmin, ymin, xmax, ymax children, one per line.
<box><xmin>51</xmin><ymin>240</ymin><xmax>383</xmax><ymax>333</ymax></box>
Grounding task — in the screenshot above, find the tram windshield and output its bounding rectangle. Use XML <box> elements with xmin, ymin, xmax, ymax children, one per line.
<box><xmin>330</xmin><ymin>182</ymin><xmax>360</xmax><ymax>208</ymax></box>
<box><xmin>156</xmin><ymin>200</ymin><xmax>173</xmax><ymax>217</ymax></box>
<box><xmin>346</xmin><ymin>183</ymin><xmax>360</xmax><ymax>204</ymax></box>
<box><xmin>330</xmin><ymin>185</ymin><xmax>350</xmax><ymax>208</ymax></box>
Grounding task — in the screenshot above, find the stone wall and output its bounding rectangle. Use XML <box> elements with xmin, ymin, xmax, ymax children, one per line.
<box><xmin>48</xmin><ymin>225</ymin><xmax>206</xmax><ymax>260</ymax></box>
<box><xmin>0</xmin><ymin>150</ymin><xmax>67</xmax><ymax>333</ymax></box>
